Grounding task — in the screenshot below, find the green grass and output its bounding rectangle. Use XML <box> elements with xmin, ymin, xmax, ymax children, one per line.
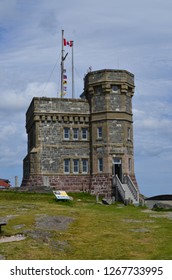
<box><xmin>0</xmin><ymin>190</ymin><xmax>172</xmax><ymax>260</ymax></box>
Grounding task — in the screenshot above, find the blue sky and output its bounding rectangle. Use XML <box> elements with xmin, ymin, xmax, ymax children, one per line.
<box><xmin>0</xmin><ymin>0</ymin><xmax>172</xmax><ymax>197</ymax></box>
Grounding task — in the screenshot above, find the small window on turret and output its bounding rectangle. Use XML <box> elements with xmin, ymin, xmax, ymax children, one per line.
<box><xmin>128</xmin><ymin>158</ymin><xmax>132</xmax><ymax>172</ymax></box>
<box><xmin>111</xmin><ymin>85</ymin><xmax>119</xmax><ymax>93</ymax></box>
<box><xmin>127</xmin><ymin>127</ymin><xmax>131</xmax><ymax>140</ymax></box>
<box><xmin>98</xmin><ymin>158</ymin><xmax>103</xmax><ymax>172</ymax></box>
<box><xmin>97</xmin><ymin>127</ymin><xmax>102</xmax><ymax>139</ymax></box>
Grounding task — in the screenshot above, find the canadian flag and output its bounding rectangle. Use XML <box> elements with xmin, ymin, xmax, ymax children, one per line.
<box><xmin>63</xmin><ymin>38</ymin><xmax>73</xmax><ymax>47</ymax></box>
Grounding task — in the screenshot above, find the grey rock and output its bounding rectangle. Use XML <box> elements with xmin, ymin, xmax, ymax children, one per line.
<box><xmin>102</xmin><ymin>198</ymin><xmax>112</xmax><ymax>205</ymax></box>
<box><xmin>153</xmin><ymin>202</ymin><xmax>172</xmax><ymax>210</ymax></box>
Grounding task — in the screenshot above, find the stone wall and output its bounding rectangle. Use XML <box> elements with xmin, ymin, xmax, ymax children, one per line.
<box><xmin>22</xmin><ymin>174</ymin><xmax>90</xmax><ymax>192</ymax></box>
<box><xmin>22</xmin><ymin>97</ymin><xmax>91</xmax><ymax>190</ymax></box>
<box><xmin>90</xmin><ymin>174</ymin><xmax>112</xmax><ymax>196</ymax></box>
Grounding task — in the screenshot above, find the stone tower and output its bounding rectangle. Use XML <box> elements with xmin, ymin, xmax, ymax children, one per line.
<box><xmin>22</xmin><ymin>69</ymin><xmax>139</xmax><ymax>204</ymax></box>
<box><xmin>84</xmin><ymin>69</ymin><xmax>138</xmax><ymax>199</ymax></box>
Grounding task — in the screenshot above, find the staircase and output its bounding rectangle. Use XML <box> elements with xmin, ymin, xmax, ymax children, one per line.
<box><xmin>113</xmin><ymin>175</ymin><xmax>139</xmax><ymax>205</ymax></box>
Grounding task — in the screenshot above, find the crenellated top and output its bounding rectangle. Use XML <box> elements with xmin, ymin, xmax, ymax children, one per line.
<box><xmin>26</xmin><ymin>97</ymin><xmax>89</xmax><ymax>132</ymax></box>
<box><xmin>83</xmin><ymin>69</ymin><xmax>135</xmax><ymax>115</ymax></box>
<box><xmin>84</xmin><ymin>69</ymin><xmax>134</xmax><ymax>89</ymax></box>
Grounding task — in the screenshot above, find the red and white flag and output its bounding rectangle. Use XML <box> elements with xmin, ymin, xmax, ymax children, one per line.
<box><xmin>63</xmin><ymin>38</ymin><xmax>73</xmax><ymax>47</ymax></box>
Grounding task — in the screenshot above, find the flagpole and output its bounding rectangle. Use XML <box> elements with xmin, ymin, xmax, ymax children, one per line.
<box><xmin>61</xmin><ymin>30</ymin><xmax>64</xmax><ymax>98</ymax></box>
<box><xmin>71</xmin><ymin>41</ymin><xmax>74</xmax><ymax>98</ymax></box>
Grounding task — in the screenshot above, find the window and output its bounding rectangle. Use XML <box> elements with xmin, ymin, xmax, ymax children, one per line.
<box><xmin>98</xmin><ymin>158</ymin><xmax>103</xmax><ymax>172</ymax></box>
<box><xmin>97</xmin><ymin>127</ymin><xmax>102</xmax><ymax>139</ymax></box>
<box><xmin>73</xmin><ymin>128</ymin><xmax>79</xmax><ymax>140</ymax></box>
<box><xmin>111</xmin><ymin>85</ymin><xmax>119</xmax><ymax>93</ymax></box>
<box><xmin>82</xmin><ymin>159</ymin><xmax>88</xmax><ymax>173</ymax></box>
<box><xmin>128</xmin><ymin>158</ymin><xmax>132</xmax><ymax>172</ymax></box>
<box><xmin>64</xmin><ymin>159</ymin><xmax>70</xmax><ymax>173</ymax></box>
<box><xmin>82</xmin><ymin>128</ymin><xmax>88</xmax><ymax>140</ymax></box>
<box><xmin>73</xmin><ymin>159</ymin><xmax>79</xmax><ymax>173</ymax></box>
<box><xmin>127</xmin><ymin>127</ymin><xmax>131</xmax><ymax>140</ymax></box>
<box><xmin>64</xmin><ymin>128</ymin><xmax>70</xmax><ymax>139</ymax></box>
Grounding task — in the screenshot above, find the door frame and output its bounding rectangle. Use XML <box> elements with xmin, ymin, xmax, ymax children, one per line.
<box><xmin>112</xmin><ymin>157</ymin><xmax>122</xmax><ymax>182</ymax></box>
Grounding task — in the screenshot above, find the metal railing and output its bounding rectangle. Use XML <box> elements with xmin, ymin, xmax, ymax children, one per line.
<box><xmin>113</xmin><ymin>175</ymin><xmax>125</xmax><ymax>201</ymax></box>
<box><xmin>123</xmin><ymin>175</ymin><xmax>139</xmax><ymax>201</ymax></box>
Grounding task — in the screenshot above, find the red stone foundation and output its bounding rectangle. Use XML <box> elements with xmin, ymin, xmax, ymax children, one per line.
<box><xmin>21</xmin><ymin>174</ymin><xmax>91</xmax><ymax>192</ymax></box>
<box><xmin>90</xmin><ymin>174</ymin><xmax>112</xmax><ymax>197</ymax></box>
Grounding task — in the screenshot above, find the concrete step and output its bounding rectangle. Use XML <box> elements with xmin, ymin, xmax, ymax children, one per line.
<box><xmin>122</xmin><ymin>183</ymin><xmax>138</xmax><ymax>204</ymax></box>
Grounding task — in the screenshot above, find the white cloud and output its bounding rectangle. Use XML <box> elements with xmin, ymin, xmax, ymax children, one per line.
<box><xmin>0</xmin><ymin>82</ymin><xmax>56</xmax><ymax>112</ymax></box>
<box><xmin>0</xmin><ymin>81</ymin><xmax>56</xmax><ymax>171</ymax></box>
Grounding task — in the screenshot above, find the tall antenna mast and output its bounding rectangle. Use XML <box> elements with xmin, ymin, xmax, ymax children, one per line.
<box><xmin>71</xmin><ymin>40</ymin><xmax>74</xmax><ymax>98</ymax></box>
<box><xmin>61</xmin><ymin>30</ymin><xmax>73</xmax><ymax>98</ymax></box>
<box><xmin>61</xmin><ymin>30</ymin><xmax>64</xmax><ymax>98</ymax></box>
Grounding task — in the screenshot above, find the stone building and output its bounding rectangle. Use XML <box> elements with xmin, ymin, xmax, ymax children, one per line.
<box><xmin>21</xmin><ymin>69</ymin><xmax>139</xmax><ymax>204</ymax></box>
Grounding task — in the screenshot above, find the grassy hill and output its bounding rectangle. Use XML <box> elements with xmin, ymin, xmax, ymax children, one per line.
<box><xmin>0</xmin><ymin>191</ymin><xmax>171</xmax><ymax>260</ymax></box>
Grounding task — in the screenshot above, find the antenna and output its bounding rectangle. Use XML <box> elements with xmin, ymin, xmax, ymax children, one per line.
<box><xmin>61</xmin><ymin>30</ymin><xmax>65</xmax><ymax>97</ymax></box>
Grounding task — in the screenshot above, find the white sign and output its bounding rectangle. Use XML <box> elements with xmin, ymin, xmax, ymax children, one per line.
<box><xmin>53</xmin><ymin>191</ymin><xmax>70</xmax><ymax>200</ymax></box>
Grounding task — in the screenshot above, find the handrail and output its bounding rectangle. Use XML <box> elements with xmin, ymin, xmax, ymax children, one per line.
<box><xmin>113</xmin><ymin>175</ymin><xmax>125</xmax><ymax>201</ymax></box>
<box><xmin>123</xmin><ymin>175</ymin><xmax>138</xmax><ymax>201</ymax></box>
